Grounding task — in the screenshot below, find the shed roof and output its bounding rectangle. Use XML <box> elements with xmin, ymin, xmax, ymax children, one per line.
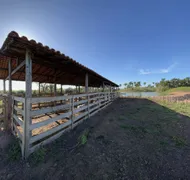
<box><xmin>0</xmin><ymin>31</ymin><xmax>118</xmax><ymax>87</ymax></box>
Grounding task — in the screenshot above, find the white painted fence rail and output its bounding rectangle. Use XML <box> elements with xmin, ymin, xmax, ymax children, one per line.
<box><xmin>10</xmin><ymin>92</ymin><xmax>119</xmax><ymax>158</ymax></box>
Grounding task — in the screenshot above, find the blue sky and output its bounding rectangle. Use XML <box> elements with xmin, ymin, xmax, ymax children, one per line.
<box><xmin>0</xmin><ymin>0</ymin><xmax>190</xmax><ymax>89</ymax></box>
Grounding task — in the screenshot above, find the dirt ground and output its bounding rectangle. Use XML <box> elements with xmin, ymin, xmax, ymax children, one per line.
<box><xmin>0</xmin><ymin>98</ymin><xmax>190</xmax><ymax>180</ymax></box>
<box><xmin>169</xmin><ymin>91</ymin><xmax>190</xmax><ymax>96</ymax></box>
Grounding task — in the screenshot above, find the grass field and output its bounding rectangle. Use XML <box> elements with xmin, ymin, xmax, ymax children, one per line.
<box><xmin>153</xmin><ymin>99</ymin><xmax>190</xmax><ymax>117</ymax></box>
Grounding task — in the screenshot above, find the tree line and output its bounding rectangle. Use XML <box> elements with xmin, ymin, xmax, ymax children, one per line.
<box><xmin>120</xmin><ymin>77</ymin><xmax>190</xmax><ymax>92</ymax></box>
<box><xmin>155</xmin><ymin>77</ymin><xmax>190</xmax><ymax>91</ymax></box>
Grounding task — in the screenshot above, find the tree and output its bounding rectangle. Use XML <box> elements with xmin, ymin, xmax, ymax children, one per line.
<box><xmin>128</xmin><ymin>82</ymin><xmax>133</xmax><ymax>88</ymax></box>
<box><xmin>143</xmin><ymin>82</ymin><xmax>146</xmax><ymax>86</ymax></box>
<box><xmin>124</xmin><ymin>83</ymin><xmax>128</xmax><ymax>89</ymax></box>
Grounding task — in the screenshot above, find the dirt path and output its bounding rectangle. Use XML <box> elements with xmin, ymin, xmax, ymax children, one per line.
<box><xmin>169</xmin><ymin>91</ymin><xmax>190</xmax><ymax>96</ymax></box>
<box><xmin>0</xmin><ymin>98</ymin><xmax>190</xmax><ymax>180</ymax></box>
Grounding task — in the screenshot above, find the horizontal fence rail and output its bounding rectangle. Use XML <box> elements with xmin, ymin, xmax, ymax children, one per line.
<box><xmin>11</xmin><ymin>92</ymin><xmax>119</xmax><ymax>158</ymax></box>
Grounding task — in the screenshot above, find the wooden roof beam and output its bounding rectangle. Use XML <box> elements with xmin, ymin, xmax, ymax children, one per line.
<box><xmin>5</xmin><ymin>60</ymin><xmax>25</xmax><ymax>80</ymax></box>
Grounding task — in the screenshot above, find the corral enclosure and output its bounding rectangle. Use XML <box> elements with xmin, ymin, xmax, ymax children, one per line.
<box><xmin>0</xmin><ymin>31</ymin><xmax>119</xmax><ymax>158</ymax></box>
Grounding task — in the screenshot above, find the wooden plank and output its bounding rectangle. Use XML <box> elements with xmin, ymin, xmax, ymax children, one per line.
<box><xmin>89</xmin><ymin>92</ymin><xmax>100</xmax><ymax>96</ymax></box>
<box><xmin>23</xmin><ymin>49</ymin><xmax>32</xmax><ymax>159</ymax></box>
<box><xmin>89</xmin><ymin>101</ymin><xmax>99</xmax><ymax>107</ymax></box>
<box><xmin>30</xmin><ymin>120</ymin><xmax>71</xmax><ymax>144</ymax></box>
<box><xmin>87</xmin><ymin>94</ymin><xmax>89</xmax><ymax>118</ymax></box>
<box><xmin>30</xmin><ymin>111</ymin><xmax>72</xmax><ymax>130</ymax></box>
<box><xmin>73</xmin><ymin>93</ymin><xmax>88</xmax><ymax>98</ymax></box>
<box><xmin>14</xmin><ymin>105</ymin><xmax>24</xmax><ymax>115</ymax></box>
<box><xmin>13</xmin><ymin>114</ymin><xmax>23</xmax><ymax>127</ymax></box>
<box><xmin>90</xmin><ymin>109</ymin><xmax>99</xmax><ymax>117</ymax></box>
<box><xmin>13</xmin><ymin>123</ymin><xmax>23</xmax><ymax>141</ymax></box>
<box><xmin>100</xmin><ymin>101</ymin><xmax>109</xmax><ymax>107</ymax></box>
<box><xmin>74</xmin><ymin>99</ymin><xmax>88</xmax><ymax>106</ymax></box>
<box><xmin>71</xmin><ymin>97</ymin><xmax>74</xmax><ymax>129</ymax></box>
<box><xmin>31</xmin><ymin>95</ymin><xmax>72</xmax><ymax>103</ymax></box>
<box><xmin>90</xmin><ymin>97</ymin><xmax>98</xmax><ymax>101</ymax></box>
<box><xmin>89</xmin><ymin>105</ymin><xmax>99</xmax><ymax>113</ymax></box>
<box><xmin>29</xmin><ymin>125</ymin><xmax>71</xmax><ymax>154</ymax></box>
<box><xmin>100</xmin><ymin>101</ymin><xmax>112</xmax><ymax>111</ymax></box>
<box><xmin>73</xmin><ymin>111</ymin><xmax>88</xmax><ymax>122</ymax></box>
<box><xmin>73</xmin><ymin>105</ymin><xmax>88</xmax><ymax>114</ymax></box>
<box><xmin>12</xmin><ymin>96</ymin><xmax>25</xmax><ymax>103</ymax></box>
<box><xmin>73</xmin><ymin>117</ymin><xmax>86</xmax><ymax>128</ymax></box>
<box><xmin>31</xmin><ymin>103</ymin><xmax>70</xmax><ymax>117</ymax></box>
<box><xmin>5</xmin><ymin>60</ymin><xmax>25</xmax><ymax>80</ymax></box>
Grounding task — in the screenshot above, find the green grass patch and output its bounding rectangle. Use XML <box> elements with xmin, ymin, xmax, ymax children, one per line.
<box><xmin>172</xmin><ymin>136</ymin><xmax>187</xmax><ymax>147</ymax></box>
<box><xmin>79</xmin><ymin>129</ymin><xmax>90</xmax><ymax>145</ymax></box>
<box><xmin>120</xmin><ymin>124</ymin><xmax>150</xmax><ymax>134</ymax></box>
<box><xmin>29</xmin><ymin>147</ymin><xmax>47</xmax><ymax>165</ymax></box>
<box><xmin>8</xmin><ymin>140</ymin><xmax>21</xmax><ymax>161</ymax></box>
<box><xmin>156</xmin><ymin>101</ymin><xmax>190</xmax><ymax>117</ymax></box>
<box><xmin>160</xmin><ymin>140</ymin><xmax>169</xmax><ymax>147</ymax></box>
<box><xmin>118</xmin><ymin>115</ymin><xmax>126</xmax><ymax>120</ymax></box>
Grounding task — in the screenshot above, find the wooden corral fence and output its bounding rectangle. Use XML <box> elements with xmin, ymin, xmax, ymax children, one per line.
<box><xmin>0</xmin><ymin>94</ymin><xmax>8</xmax><ymax>129</ymax></box>
<box><xmin>11</xmin><ymin>92</ymin><xmax>119</xmax><ymax>158</ymax></box>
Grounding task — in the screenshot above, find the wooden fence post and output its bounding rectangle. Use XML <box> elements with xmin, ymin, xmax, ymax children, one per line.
<box><xmin>3</xmin><ymin>97</ymin><xmax>8</xmax><ymax>130</ymax></box>
<box><xmin>23</xmin><ymin>49</ymin><xmax>32</xmax><ymax>159</ymax></box>
<box><xmin>71</xmin><ymin>96</ymin><xmax>74</xmax><ymax>129</ymax></box>
<box><xmin>98</xmin><ymin>93</ymin><xmax>101</xmax><ymax>109</ymax></box>
<box><xmin>87</xmin><ymin>94</ymin><xmax>90</xmax><ymax>118</ymax></box>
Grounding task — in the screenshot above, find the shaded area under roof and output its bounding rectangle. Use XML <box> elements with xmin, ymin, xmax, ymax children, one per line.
<box><xmin>0</xmin><ymin>31</ymin><xmax>118</xmax><ymax>87</ymax></box>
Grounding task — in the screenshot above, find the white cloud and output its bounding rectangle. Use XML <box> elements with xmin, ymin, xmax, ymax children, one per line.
<box><xmin>139</xmin><ymin>69</ymin><xmax>152</xmax><ymax>75</ymax></box>
<box><xmin>139</xmin><ymin>62</ymin><xmax>178</xmax><ymax>75</ymax></box>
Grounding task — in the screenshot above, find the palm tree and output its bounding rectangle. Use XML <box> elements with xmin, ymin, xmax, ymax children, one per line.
<box><xmin>124</xmin><ymin>83</ymin><xmax>128</xmax><ymax>89</ymax></box>
<box><xmin>143</xmin><ymin>82</ymin><xmax>146</xmax><ymax>86</ymax></box>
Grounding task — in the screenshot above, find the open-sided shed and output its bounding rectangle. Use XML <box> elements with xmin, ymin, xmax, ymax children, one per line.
<box><xmin>0</xmin><ymin>31</ymin><xmax>119</xmax><ymax>158</ymax></box>
<box><xmin>0</xmin><ymin>31</ymin><xmax>118</xmax><ymax>88</ymax></box>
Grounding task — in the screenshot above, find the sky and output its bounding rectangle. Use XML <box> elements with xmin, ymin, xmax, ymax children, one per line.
<box><xmin>0</xmin><ymin>0</ymin><xmax>190</xmax><ymax>90</ymax></box>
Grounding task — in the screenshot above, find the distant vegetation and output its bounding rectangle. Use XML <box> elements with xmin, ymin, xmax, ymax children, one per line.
<box><xmin>120</xmin><ymin>77</ymin><xmax>190</xmax><ymax>93</ymax></box>
<box><xmin>0</xmin><ymin>83</ymin><xmax>106</xmax><ymax>97</ymax></box>
<box><xmin>119</xmin><ymin>81</ymin><xmax>156</xmax><ymax>92</ymax></box>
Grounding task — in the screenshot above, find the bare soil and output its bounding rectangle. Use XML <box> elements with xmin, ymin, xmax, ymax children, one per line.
<box><xmin>0</xmin><ymin>98</ymin><xmax>190</xmax><ymax>180</ymax></box>
<box><xmin>169</xmin><ymin>91</ymin><xmax>190</xmax><ymax>96</ymax></box>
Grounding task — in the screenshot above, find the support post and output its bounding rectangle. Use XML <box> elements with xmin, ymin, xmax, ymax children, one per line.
<box><xmin>85</xmin><ymin>73</ymin><xmax>88</xmax><ymax>119</ymax></box>
<box><xmin>38</xmin><ymin>82</ymin><xmax>40</xmax><ymax>95</ymax></box>
<box><xmin>38</xmin><ymin>82</ymin><xmax>40</xmax><ymax>108</ymax></box>
<box><xmin>79</xmin><ymin>86</ymin><xmax>80</xmax><ymax>93</ymax></box>
<box><xmin>53</xmin><ymin>83</ymin><xmax>57</xmax><ymax>106</ymax></box>
<box><xmin>71</xmin><ymin>96</ymin><xmax>74</xmax><ymax>129</ymax></box>
<box><xmin>61</xmin><ymin>84</ymin><xmax>63</xmax><ymax>95</ymax></box>
<box><xmin>23</xmin><ymin>49</ymin><xmax>32</xmax><ymax>159</ymax></box>
<box><xmin>8</xmin><ymin>59</ymin><xmax>12</xmax><ymax>95</ymax></box>
<box><xmin>102</xmin><ymin>82</ymin><xmax>105</xmax><ymax>92</ymax></box>
<box><xmin>85</xmin><ymin>73</ymin><xmax>88</xmax><ymax>93</ymax></box>
<box><xmin>3</xmin><ymin>80</ymin><xmax>6</xmax><ymax>93</ymax></box>
<box><xmin>54</xmin><ymin>83</ymin><xmax>57</xmax><ymax>96</ymax></box>
<box><xmin>7</xmin><ymin>59</ymin><xmax>12</xmax><ymax>132</ymax></box>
